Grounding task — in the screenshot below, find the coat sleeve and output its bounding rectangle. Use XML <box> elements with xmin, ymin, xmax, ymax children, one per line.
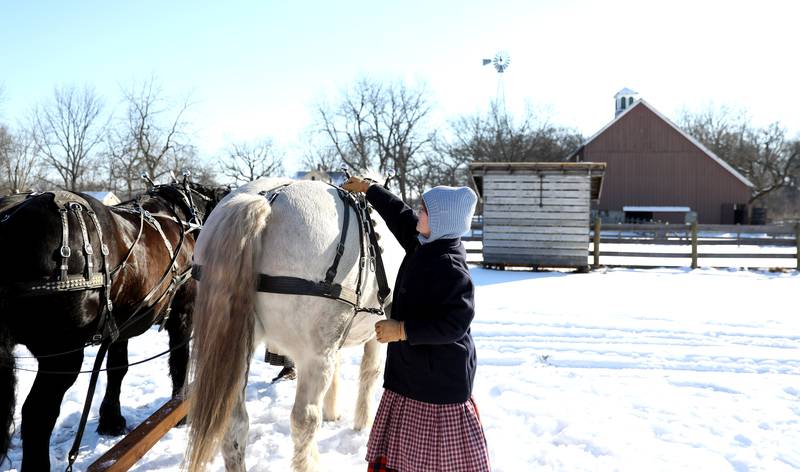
<box><xmin>403</xmin><ymin>257</ymin><xmax>475</xmax><ymax>345</ymax></box>
<box><xmin>365</xmin><ymin>184</ymin><xmax>420</xmax><ymax>253</ymax></box>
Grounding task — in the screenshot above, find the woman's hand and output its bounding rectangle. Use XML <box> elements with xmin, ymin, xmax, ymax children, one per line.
<box><xmin>375</xmin><ymin>319</ymin><xmax>405</xmax><ymax>343</ymax></box>
<box><xmin>342</xmin><ymin>176</ymin><xmax>371</xmax><ymax>194</ymax></box>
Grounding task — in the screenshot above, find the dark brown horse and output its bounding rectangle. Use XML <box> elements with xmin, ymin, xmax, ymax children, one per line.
<box><xmin>0</xmin><ymin>180</ymin><xmax>228</xmax><ymax>471</ymax></box>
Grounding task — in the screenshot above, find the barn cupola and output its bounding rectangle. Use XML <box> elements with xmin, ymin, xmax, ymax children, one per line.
<box><xmin>614</xmin><ymin>87</ymin><xmax>639</xmax><ymax>117</ymax></box>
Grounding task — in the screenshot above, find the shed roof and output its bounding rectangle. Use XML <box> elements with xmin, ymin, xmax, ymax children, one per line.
<box><xmin>468</xmin><ymin>162</ymin><xmax>606</xmax><ymax>173</ymax></box>
<box><xmin>469</xmin><ymin>162</ymin><xmax>606</xmax><ymax>200</ymax></box>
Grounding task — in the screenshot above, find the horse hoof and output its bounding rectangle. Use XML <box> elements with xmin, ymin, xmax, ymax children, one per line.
<box><xmin>97</xmin><ymin>418</ymin><xmax>128</xmax><ymax>436</ymax></box>
<box><xmin>271</xmin><ymin>366</ymin><xmax>296</xmax><ymax>383</ymax></box>
<box><xmin>323</xmin><ymin>413</ymin><xmax>341</xmax><ymax>422</ymax></box>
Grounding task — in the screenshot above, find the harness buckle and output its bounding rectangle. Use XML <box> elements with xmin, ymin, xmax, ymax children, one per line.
<box><xmin>320</xmin><ymin>280</ymin><xmax>333</xmax><ymax>295</ymax></box>
<box><xmin>84</xmin><ymin>244</ymin><xmax>93</xmax><ymax>255</ymax></box>
<box><xmin>90</xmin><ymin>333</ymin><xmax>102</xmax><ymax>345</ymax></box>
<box><xmin>60</xmin><ymin>246</ymin><xmax>72</xmax><ymax>258</ymax></box>
<box><xmin>101</xmin><ymin>244</ymin><xmax>109</xmax><ymax>256</ymax></box>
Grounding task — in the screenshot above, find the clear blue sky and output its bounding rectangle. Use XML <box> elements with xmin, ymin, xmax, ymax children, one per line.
<box><xmin>1</xmin><ymin>0</ymin><xmax>798</xmax><ymax>174</ymax></box>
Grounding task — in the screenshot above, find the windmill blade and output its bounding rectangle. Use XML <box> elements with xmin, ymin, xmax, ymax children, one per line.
<box><xmin>493</xmin><ymin>51</ymin><xmax>510</xmax><ymax>73</ymax></box>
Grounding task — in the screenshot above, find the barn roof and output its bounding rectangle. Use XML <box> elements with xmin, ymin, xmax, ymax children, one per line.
<box><xmin>614</xmin><ymin>87</ymin><xmax>637</xmax><ymax>97</ymax></box>
<box><xmin>567</xmin><ymin>100</ymin><xmax>754</xmax><ymax>188</ymax></box>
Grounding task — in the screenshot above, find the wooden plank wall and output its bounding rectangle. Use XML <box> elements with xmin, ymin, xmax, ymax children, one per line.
<box><xmin>482</xmin><ymin>172</ymin><xmax>590</xmax><ymax>267</ymax></box>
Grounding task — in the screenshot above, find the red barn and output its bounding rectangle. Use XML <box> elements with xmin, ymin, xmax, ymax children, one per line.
<box><xmin>569</xmin><ymin>89</ymin><xmax>753</xmax><ymax>224</ymax></box>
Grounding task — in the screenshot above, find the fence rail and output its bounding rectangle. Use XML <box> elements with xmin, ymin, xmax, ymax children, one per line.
<box><xmin>465</xmin><ymin>218</ymin><xmax>800</xmax><ymax>270</ymax></box>
<box><xmin>589</xmin><ymin>220</ymin><xmax>799</xmax><ymax>269</ymax></box>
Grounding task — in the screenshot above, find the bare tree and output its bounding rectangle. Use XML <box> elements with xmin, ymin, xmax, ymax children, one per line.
<box><xmin>301</xmin><ymin>139</ymin><xmax>343</xmax><ymax>173</ymax></box>
<box><xmin>31</xmin><ymin>85</ymin><xmax>107</xmax><ymax>191</ymax></box>
<box><xmin>219</xmin><ymin>140</ymin><xmax>284</xmax><ymax>185</ymax></box>
<box><xmin>680</xmin><ymin>106</ymin><xmax>800</xmax><ymax>205</ymax></box>
<box><xmin>0</xmin><ymin>126</ymin><xmax>40</xmax><ymax>194</ymax></box>
<box><xmin>168</xmin><ymin>145</ymin><xmax>218</xmax><ymax>186</ymax></box>
<box><xmin>315</xmin><ymin>78</ymin><xmax>433</xmax><ymax>200</ymax></box>
<box><xmin>401</xmin><ymin>130</ymin><xmax>474</xmax><ymax>200</ymax></box>
<box><xmin>0</xmin><ymin>125</ymin><xmax>13</xmax><ymax>193</ymax></box>
<box><xmin>444</xmin><ymin>101</ymin><xmax>583</xmax><ymax>164</ymax></box>
<box><xmin>107</xmin><ymin>78</ymin><xmax>194</xmax><ymax>197</ymax></box>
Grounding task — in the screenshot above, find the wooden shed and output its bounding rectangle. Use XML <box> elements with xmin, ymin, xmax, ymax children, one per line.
<box><xmin>469</xmin><ymin>162</ymin><xmax>606</xmax><ymax>269</ymax></box>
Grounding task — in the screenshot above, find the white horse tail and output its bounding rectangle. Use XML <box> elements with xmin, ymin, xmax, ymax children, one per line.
<box><xmin>186</xmin><ymin>193</ymin><xmax>270</xmax><ymax>471</ymax></box>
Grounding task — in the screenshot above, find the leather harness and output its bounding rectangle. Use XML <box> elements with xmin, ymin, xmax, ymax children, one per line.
<box><xmin>0</xmin><ymin>186</ymin><xmax>205</xmax><ymax>344</ymax></box>
<box><xmin>0</xmin><ymin>184</ymin><xmax>209</xmax><ymax>472</ymax></box>
<box><xmin>191</xmin><ymin>184</ymin><xmax>391</xmax><ymax>348</ymax></box>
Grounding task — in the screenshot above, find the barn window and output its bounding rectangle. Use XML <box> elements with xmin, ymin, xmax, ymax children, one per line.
<box><xmin>620</xmin><ymin>98</ymin><xmax>626</xmax><ymax>110</ymax></box>
<box><xmin>628</xmin><ymin>97</ymin><xmax>634</xmax><ymax>106</ymax></box>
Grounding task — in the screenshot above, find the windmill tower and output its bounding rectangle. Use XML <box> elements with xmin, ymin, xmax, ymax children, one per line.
<box><xmin>482</xmin><ymin>51</ymin><xmax>511</xmax><ymax>114</ymax></box>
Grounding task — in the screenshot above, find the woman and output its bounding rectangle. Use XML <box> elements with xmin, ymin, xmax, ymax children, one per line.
<box><xmin>342</xmin><ymin>176</ymin><xmax>490</xmax><ymax>472</ymax></box>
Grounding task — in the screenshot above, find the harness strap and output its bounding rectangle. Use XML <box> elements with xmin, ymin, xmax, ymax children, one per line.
<box><xmin>87</xmin><ymin>209</ymin><xmax>119</xmax><ymax>343</ymax></box>
<box><xmin>365</xmin><ymin>209</ymin><xmax>391</xmax><ymax>305</ymax></box>
<box><xmin>65</xmin><ymin>340</ymin><xmax>110</xmax><ymax>472</ymax></box>
<box><xmin>144</xmin><ymin>211</ymin><xmax>175</xmax><ymax>260</ymax></box>
<box><xmin>110</xmin><ymin>205</ymin><xmax>145</xmax><ymax>275</ymax></box>
<box><xmin>70</xmin><ymin>203</ymin><xmax>94</xmax><ymax>280</ymax></box>
<box><xmin>59</xmin><ymin>208</ymin><xmax>71</xmax><ymax>281</ymax></box>
<box><xmin>2</xmin><ymin>274</ymin><xmax>104</xmax><ymax>296</ymax></box>
<box><xmin>158</xmin><ymin>268</ymin><xmax>194</xmax><ymax>331</ymax></box>
<box><xmin>259</xmin><ymin>274</ymin><xmax>358</xmax><ymax>305</ymax></box>
<box><xmin>324</xmin><ymin>188</ymin><xmax>351</xmax><ymax>285</ymax></box>
<box><xmin>115</xmin><ymin>203</ymin><xmax>188</xmax><ymax>337</ymax></box>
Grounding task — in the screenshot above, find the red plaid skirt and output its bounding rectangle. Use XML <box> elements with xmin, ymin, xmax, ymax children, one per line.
<box><xmin>366</xmin><ymin>389</ymin><xmax>490</xmax><ymax>472</ymax></box>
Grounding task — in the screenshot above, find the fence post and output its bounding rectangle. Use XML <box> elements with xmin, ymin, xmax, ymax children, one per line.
<box><xmin>691</xmin><ymin>221</ymin><xmax>698</xmax><ymax>269</ymax></box>
<box><xmin>593</xmin><ymin>217</ymin><xmax>601</xmax><ymax>269</ymax></box>
<box><xmin>795</xmin><ymin>223</ymin><xmax>799</xmax><ymax>271</ymax></box>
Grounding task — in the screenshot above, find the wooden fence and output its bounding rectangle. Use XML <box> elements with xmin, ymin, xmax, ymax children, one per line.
<box><xmin>465</xmin><ymin>218</ymin><xmax>800</xmax><ymax>270</ymax></box>
<box><xmin>590</xmin><ymin>221</ymin><xmax>800</xmax><ymax>269</ymax></box>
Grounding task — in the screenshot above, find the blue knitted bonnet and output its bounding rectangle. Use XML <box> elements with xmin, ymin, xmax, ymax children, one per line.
<box><xmin>418</xmin><ymin>186</ymin><xmax>478</xmax><ymax>244</ymax></box>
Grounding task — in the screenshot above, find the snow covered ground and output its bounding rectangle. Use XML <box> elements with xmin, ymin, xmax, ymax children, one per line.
<box><xmin>5</xmin><ymin>266</ymin><xmax>800</xmax><ymax>471</ymax></box>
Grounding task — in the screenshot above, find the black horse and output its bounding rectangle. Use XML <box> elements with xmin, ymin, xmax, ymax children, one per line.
<box><xmin>0</xmin><ymin>180</ymin><xmax>228</xmax><ymax>470</ymax></box>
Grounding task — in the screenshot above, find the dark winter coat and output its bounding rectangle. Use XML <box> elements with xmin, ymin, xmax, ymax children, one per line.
<box><xmin>366</xmin><ymin>185</ymin><xmax>477</xmax><ymax>404</ymax></box>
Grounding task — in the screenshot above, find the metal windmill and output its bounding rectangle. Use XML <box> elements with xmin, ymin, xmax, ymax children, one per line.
<box><xmin>482</xmin><ymin>51</ymin><xmax>511</xmax><ymax>113</ymax></box>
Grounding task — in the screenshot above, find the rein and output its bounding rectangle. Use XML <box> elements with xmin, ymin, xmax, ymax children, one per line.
<box><xmin>5</xmin><ymin>336</ymin><xmax>191</xmax><ymax>375</ymax></box>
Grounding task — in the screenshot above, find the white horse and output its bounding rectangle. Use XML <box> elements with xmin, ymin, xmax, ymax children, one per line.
<box><xmin>185</xmin><ymin>178</ymin><xmax>403</xmax><ymax>471</ymax></box>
